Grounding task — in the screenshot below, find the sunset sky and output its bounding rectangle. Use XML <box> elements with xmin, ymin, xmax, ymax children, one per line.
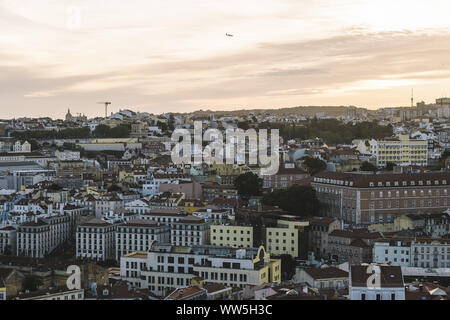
<box><xmin>1</xmin><ymin>0</ymin><xmax>450</xmax><ymax>119</ymax></box>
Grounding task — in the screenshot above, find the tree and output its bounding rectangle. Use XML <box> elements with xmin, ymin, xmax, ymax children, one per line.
<box><xmin>360</xmin><ymin>161</ymin><xmax>378</xmax><ymax>172</ymax></box>
<box><xmin>93</xmin><ymin>124</ymin><xmax>131</xmax><ymax>138</ymax></box>
<box><xmin>262</xmin><ymin>184</ymin><xmax>320</xmax><ymax>217</ymax></box>
<box><xmin>22</xmin><ymin>275</ymin><xmax>43</xmax><ymax>292</ymax></box>
<box><xmin>234</xmin><ymin>172</ymin><xmax>262</xmax><ymax>200</ymax></box>
<box><xmin>29</xmin><ymin>139</ymin><xmax>40</xmax><ymax>151</ymax></box>
<box><xmin>385</xmin><ymin>162</ymin><xmax>396</xmax><ymax>171</ymax></box>
<box><xmin>237</xmin><ymin>121</ymin><xmax>250</xmax><ymax>130</ymax></box>
<box><xmin>279</xmin><ymin>254</ymin><xmax>296</xmax><ymax>281</ymax></box>
<box><xmin>302</xmin><ymin>157</ymin><xmax>327</xmax><ymax>175</ymax></box>
<box><xmin>107</xmin><ymin>184</ymin><xmax>122</xmax><ymax>192</ymax></box>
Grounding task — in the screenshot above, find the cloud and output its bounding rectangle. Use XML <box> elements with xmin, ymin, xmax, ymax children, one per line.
<box><xmin>1</xmin><ymin>1</ymin><xmax>450</xmax><ymax>117</ymax></box>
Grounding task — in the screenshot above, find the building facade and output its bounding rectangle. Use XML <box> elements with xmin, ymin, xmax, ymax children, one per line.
<box><xmin>312</xmin><ymin>171</ymin><xmax>450</xmax><ymax>224</ymax></box>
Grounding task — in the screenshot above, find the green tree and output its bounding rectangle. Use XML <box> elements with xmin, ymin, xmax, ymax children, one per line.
<box><xmin>262</xmin><ymin>184</ymin><xmax>320</xmax><ymax>217</ymax></box>
<box><xmin>93</xmin><ymin>124</ymin><xmax>130</xmax><ymax>138</ymax></box>
<box><xmin>384</xmin><ymin>162</ymin><xmax>396</xmax><ymax>171</ymax></box>
<box><xmin>107</xmin><ymin>184</ymin><xmax>122</xmax><ymax>192</ymax></box>
<box><xmin>234</xmin><ymin>172</ymin><xmax>263</xmax><ymax>200</ymax></box>
<box><xmin>21</xmin><ymin>275</ymin><xmax>43</xmax><ymax>292</ymax></box>
<box><xmin>360</xmin><ymin>161</ymin><xmax>378</xmax><ymax>172</ymax></box>
<box><xmin>302</xmin><ymin>157</ymin><xmax>327</xmax><ymax>175</ymax></box>
<box><xmin>279</xmin><ymin>254</ymin><xmax>296</xmax><ymax>281</ymax></box>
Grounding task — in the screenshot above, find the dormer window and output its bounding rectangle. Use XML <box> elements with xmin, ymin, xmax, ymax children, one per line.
<box><xmin>410</xmin><ymin>181</ymin><xmax>415</xmax><ymax>186</ymax></box>
<box><xmin>369</xmin><ymin>182</ymin><xmax>374</xmax><ymax>187</ymax></box>
<box><xmin>418</xmin><ymin>181</ymin><xmax>423</xmax><ymax>185</ymax></box>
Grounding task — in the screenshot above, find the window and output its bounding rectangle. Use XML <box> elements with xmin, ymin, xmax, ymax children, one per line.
<box><xmin>361</xmin><ymin>293</ymin><xmax>366</xmax><ymax>300</ymax></box>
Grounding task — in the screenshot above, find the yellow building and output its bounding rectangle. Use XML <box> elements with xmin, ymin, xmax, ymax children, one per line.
<box><xmin>209</xmin><ymin>163</ymin><xmax>249</xmax><ymax>176</ymax></box>
<box><xmin>0</xmin><ymin>287</ymin><xmax>6</xmax><ymax>300</ymax></box>
<box><xmin>119</xmin><ymin>170</ymin><xmax>134</xmax><ymax>184</ymax></box>
<box><xmin>252</xmin><ymin>246</ymin><xmax>281</xmax><ymax>285</ymax></box>
<box><xmin>177</xmin><ymin>199</ymin><xmax>206</xmax><ymax>214</ymax></box>
<box><xmin>266</xmin><ymin>219</ymin><xmax>309</xmax><ymax>258</ymax></box>
<box><xmin>376</xmin><ymin>134</ymin><xmax>428</xmax><ymax>167</ymax></box>
<box><xmin>193</xmin><ymin>246</ymin><xmax>281</xmax><ymax>287</ymax></box>
<box><xmin>211</xmin><ymin>224</ymin><xmax>254</xmax><ymax>248</ymax></box>
<box><xmin>368</xmin><ymin>214</ymin><xmax>415</xmax><ymax>233</ymax></box>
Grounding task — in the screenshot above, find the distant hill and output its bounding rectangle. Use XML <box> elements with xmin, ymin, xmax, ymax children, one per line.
<box><xmin>175</xmin><ymin>105</ymin><xmax>372</xmax><ymax>117</ymax></box>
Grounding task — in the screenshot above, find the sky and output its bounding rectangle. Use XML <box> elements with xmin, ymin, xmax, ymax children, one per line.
<box><xmin>1</xmin><ymin>0</ymin><xmax>450</xmax><ymax>119</ymax></box>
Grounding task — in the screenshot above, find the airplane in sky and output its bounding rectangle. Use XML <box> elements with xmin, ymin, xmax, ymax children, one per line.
<box><xmin>226</xmin><ymin>33</ymin><xmax>234</xmax><ymax>37</ymax></box>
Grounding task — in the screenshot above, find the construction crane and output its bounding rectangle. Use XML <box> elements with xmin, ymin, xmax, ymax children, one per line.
<box><xmin>97</xmin><ymin>102</ymin><xmax>112</xmax><ymax>118</ymax></box>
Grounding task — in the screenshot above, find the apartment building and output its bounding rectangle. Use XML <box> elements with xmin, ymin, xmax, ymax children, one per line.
<box><xmin>12</xmin><ymin>141</ymin><xmax>31</xmax><ymax>153</ymax></box>
<box><xmin>0</xmin><ymin>226</ymin><xmax>16</xmax><ymax>255</ymax></box>
<box><xmin>120</xmin><ymin>243</ymin><xmax>281</xmax><ymax>297</ymax></box>
<box><xmin>370</xmin><ymin>134</ymin><xmax>428</xmax><ymax>167</ymax></box>
<box><xmin>328</xmin><ymin>230</ymin><xmax>381</xmax><ymax>264</ymax></box>
<box><xmin>16</xmin><ymin>219</ymin><xmax>50</xmax><ymax>258</ymax></box>
<box><xmin>266</xmin><ymin>219</ymin><xmax>309</xmax><ymax>258</ymax></box>
<box><xmin>262</xmin><ymin>166</ymin><xmax>309</xmax><ymax>190</ymax></box>
<box><xmin>115</xmin><ymin>219</ymin><xmax>170</xmax><ymax>261</ymax></box>
<box><xmin>312</xmin><ymin>171</ymin><xmax>450</xmax><ymax>224</ymax></box>
<box><xmin>211</xmin><ymin>224</ymin><xmax>253</xmax><ymax>248</ymax></box>
<box><xmin>193</xmin><ymin>208</ymin><xmax>229</xmax><ymax>224</ymax></box>
<box><xmin>55</xmin><ymin>150</ymin><xmax>81</xmax><ymax>161</ymax></box>
<box><xmin>202</xmin><ymin>182</ymin><xmax>239</xmax><ymax>200</ymax></box>
<box><xmin>95</xmin><ymin>195</ymin><xmax>123</xmax><ymax>218</ymax></box>
<box><xmin>411</xmin><ymin>238</ymin><xmax>450</xmax><ymax>268</ymax></box>
<box><xmin>171</xmin><ymin>216</ymin><xmax>210</xmax><ymax>246</ymax></box>
<box><xmin>373</xmin><ymin>239</ymin><xmax>412</xmax><ymax>267</ymax></box>
<box><xmin>307</xmin><ymin>217</ymin><xmax>342</xmax><ymax>259</ymax></box>
<box><xmin>16</xmin><ymin>215</ymin><xmax>71</xmax><ymax>258</ymax></box>
<box><xmin>76</xmin><ymin>218</ymin><xmax>116</xmax><ymax>261</ymax></box>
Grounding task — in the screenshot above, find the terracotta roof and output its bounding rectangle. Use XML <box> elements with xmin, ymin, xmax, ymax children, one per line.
<box><xmin>165</xmin><ymin>286</ymin><xmax>206</xmax><ymax>300</ymax></box>
<box><xmin>313</xmin><ymin>171</ymin><xmax>450</xmax><ymax>188</ymax></box>
<box><xmin>302</xmin><ymin>267</ymin><xmax>348</xmax><ymax>280</ymax></box>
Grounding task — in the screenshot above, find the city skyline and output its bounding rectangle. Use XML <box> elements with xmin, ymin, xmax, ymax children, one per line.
<box><xmin>1</xmin><ymin>0</ymin><xmax>450</xmax><ymax>119</ymax></box>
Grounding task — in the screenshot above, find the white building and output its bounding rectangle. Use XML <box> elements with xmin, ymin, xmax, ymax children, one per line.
<box><xmin>193</xmin><ymin>208</ymin><xmax>230</xmax><ymax>225</ymax></box>
<box><xmin>373</xmin><ymin>239</ymin><xmax>412</xmax><ymax>267</ymax></box>
<box><xmin>95</xmin><ymin>195</ymin><xmax>123</xmax><ymax>218</ymax></box>
<box><xmin>0</xmin><ymin>226</ymin><xmax>16</xmax><ymax>255</ymax></box>
<box><xmin>55</xmin><ymin>150</ymin><xmax>81</xmax><ymax>161</ymax></box>
<box><xmin>115</xmin><ymin>219</ymin><xmax>170</xmax><ymax>261</ymax></box>
<box><xmin>76</xmin><ymin>218</ymin><xmax>116</xmax><ymax>261</ymax></box>
<box><xmin>16</xmin><ymin>215</ymin><xmax>71</xmax><ymax>258</ymax></box>
<box><xmin>349</xmin><ymin>264</ymin><xmax>405</xmax><ymax>300</ymax></box>
<box><xmin>120</xmin><ymin>243</ymin><xmax>281</xmax><ymax>297</ymax></box>
<box><xmin>411</xmin><ymin>238</ymin><xmax>450</xmax><ymax>268</ymax></box>
<box><xmin>13</xmin><ymin>141</ymin><xmax>31</xmax><ymax>153</ymax></box>
<box><xmin>171</xmin><ymin>216</ymin><xmax>210</xmax><ymax>246</ymax></box>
